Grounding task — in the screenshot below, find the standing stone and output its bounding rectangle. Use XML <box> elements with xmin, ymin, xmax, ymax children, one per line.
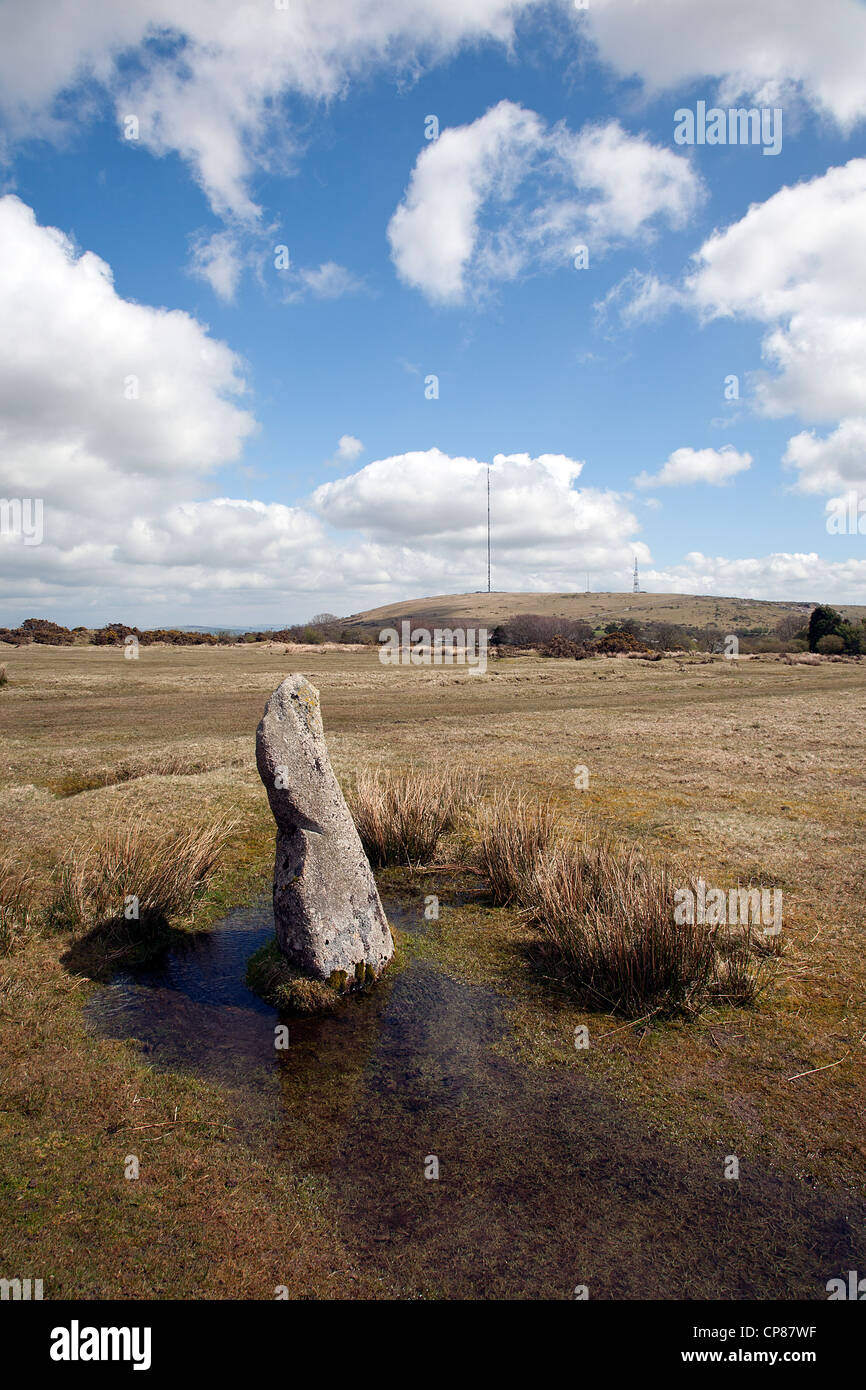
<box><xmin>256</xmin><ymin>674</ymin><xmax>393</xmax><ymax>984</ymax></box>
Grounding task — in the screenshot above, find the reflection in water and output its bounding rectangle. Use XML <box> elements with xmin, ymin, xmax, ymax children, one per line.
<box><xmin>86</xmin><ymin>892</ymin><xmax>865</xmax><ymax>1299</ymax></box>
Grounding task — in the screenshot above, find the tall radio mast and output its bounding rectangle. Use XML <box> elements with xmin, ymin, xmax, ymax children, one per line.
<box><xmin>487</xmin><ymin>467</ymin><xmax>491</xmax><ymax>593</ymax></box>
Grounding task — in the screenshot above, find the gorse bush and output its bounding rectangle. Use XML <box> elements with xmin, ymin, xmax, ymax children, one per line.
<box><xmin>490</xmin><ymin>614</ymin><xmax>593</xmax><ymax>649</ymax></box>
<box><xmin>346</xmin><ymin>766</ymin><xmax>480</xmax><ymax>867</ymax></box>
<box><xmin>47</xmin><ymin>816</ymin><xmax>235</xmax><ymax>939</ymax></box>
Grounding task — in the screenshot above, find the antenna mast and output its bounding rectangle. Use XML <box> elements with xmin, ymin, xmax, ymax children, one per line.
<box><xmin>633</xmin><ymin>557</ymin><xmax>640</xmax><ymax>594</ymax></box>
<box><xmin>487</xmin><ymin>467</ymin><xmax>491</xmax><ymax>593</ymax></box>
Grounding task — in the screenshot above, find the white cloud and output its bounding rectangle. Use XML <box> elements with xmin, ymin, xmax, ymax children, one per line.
<box><xmin>1</xmin><ymin>443</ymin><xmax>652</xmax><ymax>621</ymax></box>
<box><xmin>0</xmin><ymin>0</ymin><xmax>545</xmax><ymax>222</ymax></box>
<box><xmin>635</xmin><ymin>446</ymin><xmax>752</xmax><ymax>489</ymax></box>
<box><xmin>0</xmin><ymin>194</ymin><xmax>257</xmax><ymax>611</ymax></box>
<box><xmin>387</xmin><ymin>101</ymin><xmax>545</xmax><ymax>304</ymax></box>
<box><xmin>585</xmin><ymin>0</ymin><xmax>866</xmax><ymax>131</ymax></box>
<box><xmin>783</xmin><ymin>418</ymin><xmax>866</xmax><ymax>495</ymax></box>
<box><xmin>646</xmin><ymin>550</ymin><xmax>866</xmax><ymax>603</ymax></box>
<box><xmin>284</xmin><ymin>261</ymin><xmax>365</xmax><ymax>303</ymax></box>
<box><xmin>313</xmin><ymin>447</ymin><xmax>647</xmax><ymax>580</ymax></box>
<box><xmin>2</xmin><ymin>0</ymin><xmax>864</xmax><ymax>236</ymax></box>
<box><xmin>597</xmin><ymin>269</ymin><xmax>687</xmax><ymax>325</ymax></box>
<box><xmin>388</xmin><ymin>103</ymin><xmax>702</xmax><ymax>303</ymax></box>
<box><xmin>682</xmin><ymin>159</ymin><xmax>866</xmax><ymax>503</ymax></box>
<box><xmin>0</xmin><ymin>195</ymin><xmax>255</xmax><ymax>522</ymax></box>
<box><xmin>685</xmin><ymin>159</ymin><xmax>866</xmax><ymax>424</ymax></box>
<box><xmin>606</xmin><ymin>159</ymin><xmax>866</xmax><ymax>501</ymax></box>
<box><xmin>189</xmin><ymin>230</ymin><xmax>244</xmax><ymax>302</ymax></box>
<box><xmin>121</xmin><ymin>499</ymin><xmax>332</xmax><ymax>586</ymax></box>
<box><xmin>334</xmin><ymin>434</ymin><xmax>365</xmax><ymax>463</ymax></box>
<box><xmin>0</xmin><ymin>195</ymin><xmax>654</xmax><ymax>621</ymax></box>
<box><xmin>555</xmin><ymin>119</ymin><xmax>698</xmax><ymax>241</ymax></box>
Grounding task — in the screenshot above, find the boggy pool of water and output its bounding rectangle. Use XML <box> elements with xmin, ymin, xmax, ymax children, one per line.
<box><xmin>86</xmin><ymin>893</ymin><xmax>865</xmax><ymax>1299</ymax></box>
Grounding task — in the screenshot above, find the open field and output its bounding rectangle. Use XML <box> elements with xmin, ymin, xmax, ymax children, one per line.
<box><xmin>1</xmin><ymin>641</ymin><xmax>865</xmax><ymax>1298</ymax></box>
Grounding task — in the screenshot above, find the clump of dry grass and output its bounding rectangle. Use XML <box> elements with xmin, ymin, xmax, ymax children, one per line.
<box><xmin>47</xmin><ymin>815</ymin><xmax>236</xmax><ymax>939</ymax></box>
<box><xmin>346</xmin><ymin>766</ymin><xmax>480</xmax><ymax>867</ymax></box>
<box><xmin>0</xmin><ymin>856</ymin><xmax>34</xmax><ymax>956</ymax></box>
<box><xmin>524</xmin><ymin>832</ymin><xmax>777</xmax><ymax>1017</ymax></box>
<box><xmin>0</xmin><ymin>663</ymin><xmax>8</xmax><ymax>688</ymax></box>
<box><xmin>527</xmin><ymin>837</ymin><xmax>715</xmax><ymax>1016</ymax></box>
<box><xmin>711</xmin><ymin>922</ymin><xmax>781</xmax><ymax>1006</ymax></box>
<box><xmin>474</xmin><ymin>788</ymin><xmax>558</xmax><ymax>905</ymax></box>
<box><xmin>471</xmin><ymin>791</ymin><xmax>777</xmax><ymax>1017</ymax></box>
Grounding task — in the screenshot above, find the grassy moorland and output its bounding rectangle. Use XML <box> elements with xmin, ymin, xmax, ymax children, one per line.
<box><xmin>0</xmin><ymin>640</ymin><xmax>864</xmax><ymax>1298</ymax></box>
<box><xmin>345</xmin><ymin>587</ymin><xmax>866</xmax><ymax>634</ymax></box>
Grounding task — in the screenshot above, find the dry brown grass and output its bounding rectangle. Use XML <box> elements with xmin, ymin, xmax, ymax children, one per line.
<box><xmin>0</xmin><ymin>641</ymin><xmax>864</xmax><ymax>1297</ymax></box>
<box><xmin>474</xmin><ymin>793</ymin><xmax>777</xmax><ymax>1016</ymax></box>
<box><xmin>0</xmin><ymin>663</ymin><xmax>7</xmax><ymax>688</ymax></box>
<box><xmin>474</xmin><ymin>787</ymin><xmax>557</xmax><ymax>905</ymax></box>
<box><xmin>55</xmin><ymin>747</ymin><xmax>245</xmax><ymax>797</ymax></box>
<box><xmin>350</xmin><ymin>588</ymin><xmax>866</xmax><ymax>633</ymax></box>
<box><xmin>345</xmin><ymin>765</ymin><xmax>480</xmax><ymax>867</ymax></box>
<box><xmin>526</xmin><ymin>834</ymin><xmax>736</xmax><ymax>1017</ymax></box>
<box><xmin>0</xmin><ymin>854</ymin><xmax>34</xmax><ymax>956</ymax></box>
<box><xmin>46</xmin><ymin>815</ymin><xmax>236</xmax><ymax>940</ymax></box>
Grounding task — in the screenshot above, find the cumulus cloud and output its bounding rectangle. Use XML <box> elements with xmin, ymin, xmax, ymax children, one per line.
<box><xmin>1</xmin><ymin>0</ymin><xmax>863</xmax><ymax>239</ymax></box>
<box><xmin>684</xmin><ymin>159</ymin><xmax>866</xmax><ymax>424</ymax></box>
<box><xmin>121</xmin><ymin>499</ymin><xmax>332</xmax><ymax>584</ymax></box>
<box><xmin>585</xmin><ymin>0</ymin><xmax>866</xmax><ymax>130</ymax></box>
<box><xmin>679</xmin><ymin>159</ymin><xmax>866</xmax><ymax>501</ymax></box>
<box><xmin>634</xmin><ymin>446</ymin><xmax>752</xmax><ymax>489</ymax></box>
<box><xmin>0</xmin><ymin>0</ymin><xmax>545</xmax><ymax>222</ymax></box>
<box><xmin>555</xmin><ymin>119</ymin><xmax>698</xmax><ymax>240</ymax></box>
<box><xmin>646</xmin><ymin>551</ymin><xmax>866</xmax><ymax>603</ymax></box>
<box><xmin>0</xmin><ymin>197</ymin><xmax>653</xmax><ymax>619</ymax></box>
<box><xmin>334</xmin><ymin>435</ymin><xmax>364</xmax><ymax>463</ymax></box>
<box><xmin>0</xmin><ymin>195</ymin><xmax>259</xmax><ymax>610</ymax></box>
<box><xmin>1</xmin><ymin>445</ymin><xmax>651</xmax><ymax>621</ymax></box>
<box><xmin>313</xmin><ymin>447</ymin><xmax>647</xmax><ymax>580</ymax></box>
<box><xmin>388</xmin><ymin>102</ymin><xmax>702</xmax><ymax>303</ymax></box>
<box><xmin>387</xmin><ymin>102</ymin><xmax>546</xmax><ymax>304</ymax></box>
<box><xmin>783</xmin><ymin>418</ymin><xmax>866</xmax><ymax>496</ymax></box>
<box><xmin>604</xmin><ymin>159</ymin><xmax>866</xmax><ymax>502</ymax></box>
<box><xmin>0</xmin><ymin>195</ymin><xmax>255</xmax><ymax>520</ymax></box>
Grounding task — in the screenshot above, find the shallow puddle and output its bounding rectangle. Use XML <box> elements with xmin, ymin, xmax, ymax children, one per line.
<box><xmin>87</xmin><ymin>892</ymin><xmax>866</xmax><ymax>1299</ymax></box>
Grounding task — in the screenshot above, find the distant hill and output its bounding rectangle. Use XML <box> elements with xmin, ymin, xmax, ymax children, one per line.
<box><xmin>342</xmin><ymin>591</ymin><xmax>866</xmax><ymax>634</ymax></box>
<box><xmin>175</xmin><ymin>625</ymin><xmax>250</xmax><ymax>635</ymax></box>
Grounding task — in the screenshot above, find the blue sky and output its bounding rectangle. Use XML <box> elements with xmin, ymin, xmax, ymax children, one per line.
<box><xmin>1</xmin><ymin>0</ymin><xmax>865</xmax><ymax>626</ymax></box>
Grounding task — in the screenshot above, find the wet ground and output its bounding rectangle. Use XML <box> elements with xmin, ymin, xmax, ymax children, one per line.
<box><xmin>86</xmin><ymin>893</ymin><xmax>866</xmax><ymax>1299</ymax></box>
